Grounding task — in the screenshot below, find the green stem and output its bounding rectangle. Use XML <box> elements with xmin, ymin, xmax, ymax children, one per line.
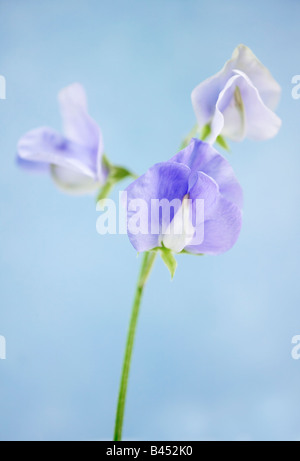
<box><xmin>113</xmin><ymin>250</ymin><xmax>157</xmax><ymax>441</ymax></box>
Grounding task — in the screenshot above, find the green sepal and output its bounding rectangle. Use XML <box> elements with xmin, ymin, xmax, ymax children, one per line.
<box><xmin>200</xmin><ymin>123</ymin><xmax>211</xmax><ymax>141</ymax></box>
<box><xmin>201</xmin><ymin>124</ymin><xmax>230</xmax><ymax>151</ymax></box>
<box><xmin>179</xmin><ymin>249</ymin><xmax>204</xmax><ymax>256</ymax></box>
<box><xmin>159</xmin><ymin>246</ymin><xmax>177</xmax><ymax>279</ymax></box>
<box><xmin>109</xmin><ymin>165</ymin><xmax>137</xmax><ymax>182</ymax></box>
<box><xmin>96</xmin><ymin>180</ymin><xmax>114</xmax><ymax>202</ymax></box>
<box><xmin>216</xmin><ymin>134</ymin><xmax>230</xmax><ymax>151</ymax></box>
<box><xmin>96</xmin><ymin>156</ymin><xmax>138</xmax><ymax>202</ymax></box>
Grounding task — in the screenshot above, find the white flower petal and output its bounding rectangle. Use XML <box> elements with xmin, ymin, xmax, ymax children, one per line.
<box><xmin>191</xmin><ymin>64</ymin><xmax>232</xmax><ymax>129</ymax></box>
<box><xmin>162</xmin><ymin>195</ymin><xmax>195</xmax><ymax>253</ymax></box>
<box><xmin>208</xmin><ymin>71</ymin><xmax>281</xmax><ymax>143</ymax></box>
<box><xmin>192</xmin><ymin>44</ymin><xmax>281</xmax><ymax>143</ymax></box>
<box><xmin>235</xmin><ymin>70</ymin><xmax>282</xmax><ymax>141</ymax></box>
<box><xmin>50</xmin><ymin>165</ymin><xmax>99</xmax><ymax>195</ymax></box>
<box><xmin>208</xmin><ymin>73</ymin><xmax>246</xmax><ymax>143</ymax></box>
<box><xmin>231</xmin><ymin>44</ymin><xmax>281</xmax><ymax>110</ymax></box>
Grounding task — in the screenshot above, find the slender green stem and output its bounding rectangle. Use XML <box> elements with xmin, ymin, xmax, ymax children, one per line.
<box><xmin>113</xmin><ymin>250</ymin><xmax>157</xmax><ymax>441</ymax></box>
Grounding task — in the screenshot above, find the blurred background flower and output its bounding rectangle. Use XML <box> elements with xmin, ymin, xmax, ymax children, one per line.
<box><xmin>17</xmin><ymin>83</ymin><xmax>107</xmax><ymax>194</ymax></box>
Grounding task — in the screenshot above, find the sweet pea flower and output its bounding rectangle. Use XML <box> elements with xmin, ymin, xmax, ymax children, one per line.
<box><xmin>125</xmin><ymin>138</ymin><xmax>243</xmax><ymax>255</ymax></box>
<box><xmin>191</xmin><ymin>44</ymin><xmax>281</xmax><ymax>144</ymax></box>
<box><xmin>17</xmin><ymin>83</ymin><xmax>107</xmax><ymax>194</ymax></box>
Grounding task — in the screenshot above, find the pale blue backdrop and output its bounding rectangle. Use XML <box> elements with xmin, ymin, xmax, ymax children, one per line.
<box><xmin>0</xmin><ymin>0</ymin><xmax>299</xmax><ymax>441</ymax></box>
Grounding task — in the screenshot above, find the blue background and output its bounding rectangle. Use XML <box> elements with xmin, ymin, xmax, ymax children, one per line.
<box><xmin>0</xmin><ymin>0</ymin><xmax>299</xmax><ymax>441</ymax></box>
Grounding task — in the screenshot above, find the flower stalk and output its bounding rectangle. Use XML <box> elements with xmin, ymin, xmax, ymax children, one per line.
<box><xmin>114</xmin><ymin>250</ymin><xmax>157</xmax><ymax>441</ymax></box>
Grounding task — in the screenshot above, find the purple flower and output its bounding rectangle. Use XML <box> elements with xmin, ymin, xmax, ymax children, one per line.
<box><xmin>191</xmin><ymin>44</ymin><xmax>281</xmax><ymax>144</ymax></box>
<box><xmin>125</xmin><ymin>139</ymin><xmax>243</xmax><ymax>255</ymax></box>
<box><xmin>17</xmin><ymin>83</ymin><xmax>107</xmax><ymax>194</ymax></box>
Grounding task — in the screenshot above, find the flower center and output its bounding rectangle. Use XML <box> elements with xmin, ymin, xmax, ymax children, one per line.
<box><xmin>234</xmin><ymin>86</ymin><xmax>243</xmax><ymax>112</ymax></box>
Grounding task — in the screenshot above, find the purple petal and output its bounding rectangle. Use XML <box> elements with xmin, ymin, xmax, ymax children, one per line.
<box><xmin>171</xmin><ymin>139</ymin><xmax>243</xmax><ymax>210</ymax></box>
<box><xmin>17</xmin><ymin>127</ymin><xmax>98</xmax><ymax>179</ymax></box>
<box><xmin>125</xmin><ymin>162</ymin><xmax>191</xmax><ymax>252</ymax></box>
<box><xmin>16</xmin><ymin>156</ymin><xmax>49</xmax><ymax>172</ymax></box>
<box><xmin>185</xmin><ymin>194</ymin><xmax>242</xmax><ymax>255</ymax></box>
<box><xmin>58</xmin><ymin>83</ymin><xmax>105</xmax><ymax>182</ymax></box>
<box><xmin>188</xmin><ymin>171</ymin><xmax>219</xmax><ymax>220</ymax></box>
<box><xmin>58</xmin><ymin>83</ymin><xmax>101</xmax><ymax>150</ymax></box>
<box><xmin>191</xmin><ymin>66</ymin><xmax>231</xmax><ymax>129</ymax></box>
